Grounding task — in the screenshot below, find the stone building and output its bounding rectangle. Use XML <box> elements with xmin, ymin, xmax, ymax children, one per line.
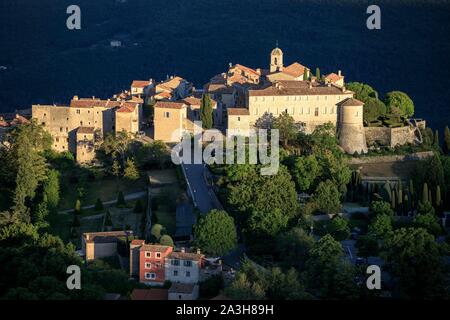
<box><xmin>32</xmin><ymin>97</ymin><xmax>141</xmax><ymax>163</ymax></box>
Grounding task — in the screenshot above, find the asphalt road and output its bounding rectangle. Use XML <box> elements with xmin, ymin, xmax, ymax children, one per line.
<box><xmin>182</xmin><ymin>163</ymin><xmax>216</xmax><ymax>215</ymax></box>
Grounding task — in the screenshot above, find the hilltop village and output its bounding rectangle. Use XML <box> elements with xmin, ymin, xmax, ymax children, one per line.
<box><xmin>29</xmin><ymin>47</ymin><xmax>424</xmax><ymax>163</ymax></box>
<box><xmin>1</xmin><ymin>48</ymin><xmax>449</xmax><ymax>301</ymax></box>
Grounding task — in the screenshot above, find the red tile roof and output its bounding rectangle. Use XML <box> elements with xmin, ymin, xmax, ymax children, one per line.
<box><xmin>131</xmin><ymin>289</ymin><xmax>168</xmax><ymax>300</ymax></box>
<box><xmin>131</xmin><ymin>80</ymin><xmax>151</xmax><ymax>88</ymax></box>
<box><xmin>139</xmin><ymin>244</ymin><xmax>172</xmax><ymax>252</ymax></box>
<box><xmin>282</xmin><ymin>62</ymin><xmax>307</xmax><ymax>78</ymax></box>
<box><xmin>338</xmin><ymin>97</ymin><xmax>364</xmax><ymax>107</ymax></box>
<box><xmin>325</xmin><ymin>73</ymin><xmax>344</xmax><ymax>82</ymax></box>
<box><xmin>227</xmin><ymin>108</ymin><xmax>250</xmax><ymax>116</ymax></box>
<box><xmin>154</xmin><ymin>101</ymin><xmax>186</xmax><ymax>110</ymax></box>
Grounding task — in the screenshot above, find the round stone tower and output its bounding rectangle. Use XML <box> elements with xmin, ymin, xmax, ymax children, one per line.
<box><xmin>338</xmin><ymin>97</ymin><xmax>368</xmax><ymax>154</ymax></box>
<box><xmin>270</xmin><ymin>47</ymin><xmax>283</xmax><ymax>73</ymax></box>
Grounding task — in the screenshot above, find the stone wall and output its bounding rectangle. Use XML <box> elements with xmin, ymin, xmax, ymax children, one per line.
<box><xmin>347</xmin><ymin>151</ymin><xmax>434</xmax><ymax>165</ymax></box>
<box><xmin>365</xmin><ymin>126</ymin><xmax>415</xmax><ymax>148</ymax></box>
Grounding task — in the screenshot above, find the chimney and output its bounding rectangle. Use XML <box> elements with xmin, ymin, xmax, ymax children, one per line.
<box><xmin>309</xmin><ymin>83</ymin><xmax>312</xmax><ymax>89</ymax></box>
<box><xmin>229</xmin><ymin>62</ymin><xmax>232</xmax><ymax>68</ymax></box>
<box><xmin>196</xmin><ymin>249</ymin><xmax>201</xmax><ymax>255</ymax></box>
<box><xmin>73</xmin><ymin>95</ymin><xmax>79</xmax><ymax>101</ymax></box>
<box><xmin>338</xmin><ymin>70</ymin><xmax>342</xmax><ymax>76</ymax></box>
<box><xmin>92</xmin><ymin>96</ymin><xmax>95</xmax><ymax>100</ymax></box>
<box><xmin>181</xmin><ymin>247</ymin><xmax>185</xmax><ymax>253</ymax></box>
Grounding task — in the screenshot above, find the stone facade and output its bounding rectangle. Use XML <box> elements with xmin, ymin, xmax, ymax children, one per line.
<box><xmin>32</xmin><ymin>97</ymin><xmax>141</xmax><ymax>163</ymax></box>
<box><xmin>365</xmin><ymin>126</ymin><xmax>416</xmax><ymax>148</ymax></box>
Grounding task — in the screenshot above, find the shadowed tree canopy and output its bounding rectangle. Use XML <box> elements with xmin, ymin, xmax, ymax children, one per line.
<box><xmin>384</xmin><ymin>91</ymin><xmax>414</xmax><ymax>117</ymax></box>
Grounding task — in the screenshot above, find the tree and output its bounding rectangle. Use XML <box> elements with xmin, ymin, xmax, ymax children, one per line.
<box><xmin>315</xmin><ymin>67</ymin><xmax>321</xmax><ymax>80</ymax></box>
<box><xmin>272</xmin><ymin>111</ymin><xmax>297</xmax><ymax>147</ymax></box>
<box><xmin>303</xmin><ymin>68</ymin><xmax>308</xmax><ymax>81</ymax></box>
<box><xmin>159</xmin><ymin>234</ymin><xmax>174</xmax><ymax>247</ymax></box>
<box><xmin>94</xmin><ymin>198</ymin><xmax>104</xmax><ymax>211</ymax></box>
<box><xmin>43</xmin><ymin>169</ymin><xmax>60</xmax><ymax>210</ymax></box>
<box><xmin>275</xmin><ymin>227</ymin><xmax>314</xmax><ymax>269</ymax></box>
<box><xmin>224</xmin><ymin>272</ymin><xmax>265</xmax><ymax>300</ymax></box>
<box><xmin>123</xmin><ymin>158</ymin><xmax>139</xmax><ymax>180</ymax></box>
<box><xmin>102</xmin><ymin>130</ymin><xmax>131</xmax><ymax>164</ymax></box>
<box><xmin>104</xmin><ymin>210</ymin><xmax>113</xmax><ymax>227</ymax></box>
<box><xmin>74</xmin><ymin>199</ymin><xmax>82</xmax><ymax>215</ymax></box>
<box><xmin>346</xmin><ymin>82</ymin><xmax>378</xmax><ymax>102</ymax></box>
<box><xmin>194</xmin><ymin>210</ymin><xmax>237</xmax><ymax>256</ymax></box>
<box><xmin>384</xmin><ymin>91</ymin><xmax>414</xmax><ymax>117</ymax></box>
<box><xmin>133</xmin><ymin>199</ymin><xmax>144</xmax><ymax>213</ymax></box>
<box><xmin>370</xmin><ymin>200</ymin><xmax>394</xmax><ymax>217</ymax></box>
<box><xmin>32</xmin><ymin>200</ymin><xmax>49</xmax><ymax>226</ymax></box>
<box><xmin>328</xmin><ymin>216</ymin><xmax>350</xmax><ymax>241</ymax></box>
<box><xmin>111</xmin><ymin>159</ymin><xmax>121</xmax><ymax>177</ymax></box>
<box><xmin>227</xmin><ymin>165</ymin><xmax>299</xmax><ymax>221</ymax></box>
<box><xmin>116</xmin><ymin>191</ymin><xmax>126</xmax><ymax>208</ymax></box>
<box><xmin>150</xmin><ymin>224</ymin><xmax>165</xmax><ymax>241</ymax></box>
<box><xmin>363</xmin><ymin>97</ymin><xmax>387</xmax><ymax>122</ymax></box>
<box><xmin>382</xmin><ymin>228</ymin><xmax>447</xmax><ymax>298</ymax></box>
<box><xmin>443</xmin><ymin>126</ymin><xmax>450</xmax><ymax>155</ymax></box>
<box><xmin>368</xmin><ymin>214</ymin><xmax>393</xmax><ymax>239</ymax></box>
<box><xmin>305</xmin><ymin>234</ymin><xmax>358</xmax><ymax>298</ymax></box>
<box><xmin>292</xmin><ymin>155</ymin><xmax>321</xmax><ymax>192</ymax></box>
<box><xmin>248</xmin><ymin>209</ymin><xmax>288</xmax><ymax>238</ymax></box>
<box><xmin>414</xmin><ymin>210</ymin><xmax>441</xmax><ymax>237</ymax></box>
<box><xmin>434</xmin><ymin>130</ymin><xmax>440</xmax><ymax>149</ymax></box>
<box><xmin>313</xmin><ymin>180</ymin><xmax>341</xmax><ymax>215</ymax></box>
<box><xmin>200</xmin><ymin>93</ymin><xmax>214</xmax><ymax>129</ymax></box>
<box><xmin>422</xmin><ymin>183</ymin><xmax>429</xmax><ymax>203</ymax></box>
<box><xmin>355</xmin><ymin>235</ymin><xmax>379</xmax><ymax>258</ymax></box>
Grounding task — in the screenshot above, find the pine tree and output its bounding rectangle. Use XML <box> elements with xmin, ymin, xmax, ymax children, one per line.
<box><xmin>94</xmin><ymin>198</ymin><xmax>104</xmax><ymax>211</ymax></box>
<box><xmin>117</xmin><ymin>191</ymin><xmax>126</xmax><ymax>208</ymax></box>
<box><xmin>200</xmin><ymin>93</ymin><xmax>213</xmax><ymax>129</ymax></box>
<box><xmin>444</xmin><ymin>126</ymin><xmax>450</xmax><ymax>155</ymax></box>
<box><xmin>112</xmin><ymin>159</ymin><xmax>121</xmax><ymax>177</ymax></box>
<box><xmin>422</xmin><ymin>183</ymin><xmax>429</xmax><ymax>203</ymax></box>
<box><xmin>315</xmin><ymin>67</ymin><xmax>321</xmax><ymax>80</ymax></box>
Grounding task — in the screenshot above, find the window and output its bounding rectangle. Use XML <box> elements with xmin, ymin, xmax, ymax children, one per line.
<box><xmin>237</xmin><ymin>117</ymin><xmax>240</xmax><ymax>121</ymax></box>
<box><xmin>173</xmin><ymin>270</ymin><xmax>178</xmax><ymax>277</ymax></box>
<box><xmin>56</xmin><ymin>138</ymin><xmax>59</xmax><ymax>142</ymax></box>
<box><xmin>145</xmin><ymin>252</ymin><xmax>152</xmax><ymax>258</ymax></box>
<box><xmin>44</xmin><ymin>113</ymin><xmax>47</xmax><ymax>117</ymax></box>
<box><xmin>42</xmin><ymin>122</ymin><xmax>46</xmax><ymax>126</ymax></box>
<box><xmin>164</xmin><ymin>112</ymin><xmax>170</xmax><ymax>118</ymax></box>
<box><xmin>315</xmin><ymin>108</ymin><xmax>319</xmax><ymax>117</ymax></box>
<box><xmin>156</xmin><ymin>252</ymin><xmax>161</xmax><ymax>258</ymax></box>
<box><xmin>145</xmin><ymin>262</ymin><xmax>151</xmax><ymax>269</ymax></box>
<box><xmin>145</xmin><ymin>273</ymin><xmax>156</xmax><ymax>280</ymax></box>
<box><xmin>76</xmin><ymin>109</ymin><xmax>80</xmax><ymax>114</ymax></box>
<box><xmin>171</xmin><ymin>259</ymin><xmax>180</xmax><ymax>266</ymax></box>
<box><xmin>183</xmin><ymin>260</ymin><xmax>192</xmax><ymax>267</ymax></box>
<box><xmin>186</xmin><ymin>271</ymin><xmax>191</xmax><ymax>277</ymax></box>
<box><xmin>80</xmin><ymin>121</ymin><xmax>83</xmax><ymax>126</ymax></box>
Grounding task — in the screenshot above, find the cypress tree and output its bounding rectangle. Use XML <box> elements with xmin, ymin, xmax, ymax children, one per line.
<box><xmin>444</xmin><ymin>126</ymin><xmax>450</xmax><ymax>155</ymax></box>
<box><xmin>436</xmin><ymin>185</ymin><xmax>442</xmax><ymax>212</ymax></box>
<box><xmin>303</xmin><ymin>68</ymin><xmax>309</xmax><ymax>81</ymax></box>
<box><xmin>315</xmin><ymin>67</ymin><xmax>321</xmax><ymax>80</ymax></box>
<box><xmin>94</xmin><ymin>198</ymin><xmax>104</xmax><ymax>211</ymax></box>
<box><xmin>200</xmin><ymin>93</ymin><xmax>213</xmax><ymax>129</ymax></box>
<box><xmin>391</xmin><ymin>190</ymin><xmax>396</xmax><ymax>211</ymax></box>
<box><xmin>117</xmin><ymin>191</ymin><xmax>126</xmax><ymax>208</ymax></box>
<box><xmin>74</xmin><ymin>199</ymin><xmax>82</xmax><ymax>215</ymax></box>
<box><xmin>434</xmin><ymin>130</ymin><xmax>440</xmax><ymax>149</ymax></box>
<box><xmin>104</xmin><ymin>210</ymin><xmax>113</xmax><ymax>227</ymax></box>
<box><xmin>422</xmin><ymin>183</ymin><xmax>429</xmax><ymax>203</ymax></box>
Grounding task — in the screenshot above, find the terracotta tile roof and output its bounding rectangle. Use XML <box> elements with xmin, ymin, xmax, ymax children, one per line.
<box><xmin>131</xmin><ymin>239</ymin><xmax>145</xmax><ymax>246</ymax></box>
<box><xmin>325</xmin><ymin>73</ymin><xmax>344</xmax><ymax>82</ymax></box>
<box><xmin>180</xmin><ymin>96</ymin><xmax>202</xmax><ymax>106</ymax></box>
<box><xmin>70</xmin><ymin>98</ymin><xmax>124</xmax><ymax>109</ymax></box>
<box><xmin>248</xmin><ymin>80</ymin><xmax>348</xmax><ymax>96</ymax></box>
<box><xmin>131</xmin><ymin>80</ymin><xmax>151</xmax><ymax>88</ymax></box>
<box><xmin>169</xmin><ymin>283</ymin><xmax>196</xmax><ymax>294</ymax></box>
<box><xmin>154</xmin><ymin>101</ymin><xmax>186</xmax><ymax>110</ymax></box>
<box><xmin>139</xmin><ymin>244</ymin><xmax>172</xmax><ymax>252</ymax></box>
<box><xmin>116</xmin><ymin>102</ymin><xmax>137</xmax><ymax>113</ymax></box>
<box><xmin>9</xmin><ymin>114</ymin><xmax>30</xmax><ymax>126</ymax></box>
<box><xmin>205</xmin><ymin>83</ymin><xmax>234</xmax><ymax>94</ymax></box>
<box><xmin>233</xmin><ymin>64</ymin><xmax>259</xmax><ymax>76</ymax></box>
<box><xmin>168</xmin><ymin>251</ymin><xmax>204</xmax><ymax>261</ymax></box>
<box><xmin>155</xmin><ymin>91</ymin><xmax>172</xmax><ymax>99</ymax></box>
<box><xmin>338</xmin><ymin>97</ymin><xmax>364</xmax><ymax>107</ymax></box>
<box><xmin>0</xmin><ymin>118</ymin><xmax>8</xmax><ymax>127</ymax></box>
<box><xmin>282</xmin><ymin>62</ymin><xmax>307</xmax><ymax>78</ymax></box>
<box><xmin>131</xmin><ymin>289</ymin><xmax>168</xmax><ymax>300</ymax></box>
<box><xmin>227</xmin><ymin>108</ymin><xmax>250</xmax><ymax>116</ymax></box>
<box><xmin>77</xmin><ymin>126</ymin><xmax>95</xmax><ymax>134</ymax></box>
